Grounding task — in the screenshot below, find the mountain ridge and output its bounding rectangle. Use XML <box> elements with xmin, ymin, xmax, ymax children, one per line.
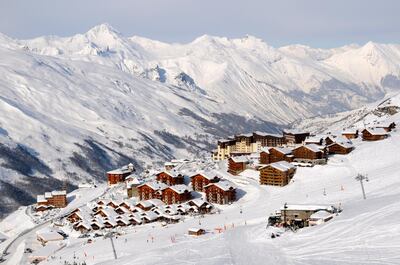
<box><xmin>0</xmin><ymin>23</ymin><xmax>399</xmax><ymax>217</ymax></box>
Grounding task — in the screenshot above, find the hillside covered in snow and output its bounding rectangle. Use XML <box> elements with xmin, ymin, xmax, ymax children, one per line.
<box><xmin>0</xmin><ymin>92</ymin><xmax>399</xmax><ymax>265</ymax></box>
<box><xmin>1</xmin><ymin>23</ymin><xmax>400</xmax><ymax>217</ymax></box>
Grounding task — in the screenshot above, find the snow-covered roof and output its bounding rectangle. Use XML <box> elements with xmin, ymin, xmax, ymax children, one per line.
<box><xmin>108</xmin><ymin>199</ymin><xmax>123</xmax><ymax>206</ymax></box>
<box><xmin>168</xmin><ymin>184</ymin><xmax>190</xmax><ymax>194</ymax></box>
<box><xmin>305</xmin><ymin>136</ymin><xmax>322</xmax><ymax>144</ymax></box>
<box><xmin>260</xmin><ymin>147</ymin><xmax>270</xmax><ymax>154</ymax></box>
<box><xmin>190</xmin><ymin>170</ymin><xmax>221</xmax><ymax>181</ymax></box>
<box><xmin>188</xmin><ymin>199</ymin><xmax>209</xmax><ymax>208</ymax></box>
<box><xmin>107</xmin><ymin>164</ymin><xmax>134</xmax><ymax>174</ymax></box>
<box><xmin>253</xmin><ymin>131</ymin><xmax>283</xmax><ymax>138</ymax></box>
<box><xmin>156</xmin><ymin>170</ymin><xmax>183</xmax><ymax>178</ymax></box>
<box><xmin>36</xmin><ymin>229</ymin><xmax>64</xmax><ymax>242</ymax></box>
<box><xmin>76</xmin><ymin>221</ymin><xmax>91</xmax><ymax>229</ymax></box>
<box><xmin>30</xmin><ymin>242</ymin><xmax>64</xmax><ymax>259</ymax></box>
<box><xmin>335</xmin><ymin>136</ymin><xmax>352</xmax><ymax>144</ymax></box>
<box><xmin>281</xmin><ymin>204</ymin><xmax>335</xmax><ymax>212</ymax></box>
<box><xmin>36</xmin><ymin>205</ymin><xmax>51</xmax><ymax>210</ymax></box>
<box><xmin>115</xmin><ymin>206</ymin><xmax>130</xmax><ymax>213</ymax></box>
<box><xmin>129</xmin><ymin>215</ymin><xmax>142</xmax><ymax>223</ymax></box>
<box><xmin>230</xmin><ymin>156</ymin><xmax>249</xmax><ymax>163</ymax></box>
<box><xmin>206</xmin><ymin>180</ymin><xmax>235</xmax><ymax>191</ymax></box>
<box><xmin>236</xmin><ymin>133</ymin><xmax>253</xmax><ymax>138</ymax></box>
<box><xmin>262</xmin><ymin>161</ymin><xmax>295</xmax><ymax>171</ymax></box>
<box><xmin>376</xmin><ymin>121</ymin><xmax>395</xmax><ymax>127</ymax></box>
<box><xmin>96</xmin><ymin>207</ymin><xmax>118</xmax><ymax>218</ymax></box>
<box><xmin>51</xmin><ymin>190</ymin><xmax>67</xmax><ymax>196</ymax></box>
<box><xmin>162</xmin><ymin>214</ymin><xmax>181</xmax><ymax>220</ymax></box>
<box><xmin>177</xmin><ymin>204</ymin><xmax>191</xmax><ymax>211</ymax></box>
<box><xmin>116</xmin><ymin>216</ymin><xmax>130</xmax><ymax>224</ymax></box>
<box><xmin>37</xmin><ymin>195</ymin><xmax>47</xmax><ymax>203</ymax></box>
<box><xmin>325</xmin><ymin>135</ymin><xmax>336</xmax><ymax>141</ymax></box>
<box><xmin>283</xmin><ymin>129</ymin><xmax>309</xmax><ymax>135</ymax></box>
<box><xmin>142</xmin><ymin>211</ymin><xmax>159</xmax><ymax>221</ymax></box>
<box><xmin>342</xmin><ymin>129</ymin><xmax>358</xmax><ymax>134</ymax></box>
<box><xmin>218</xmin><ymin>138</ymin><xmax>234</xmax><ymax>143</ymax></box>
<box><xmin>363</xmin><ymin>128</ymin><xmax>388</xmax><ymax>135</ymax></box>
<box><xmin>188</xmin><ymin>228</ymin><xmax>204</xmax><ymax>233</ymax></box>
<box><xmin>328</xmin><ymin>142</ymin><xmax>354</xmax><ymax>149</ymax></box>
<box><xmin>90</xmin><ymin>220</ymin><xmax>105</xmax><ymax>228</ymax></box>
<box><xmin>126</xmin><ymin>175</ymin><xmax>143</xmax><ymax>184</ymax></box>
<box><xmin>137</xmin><ymin>200</ymin><xmax>153</xmax><ymax>208</ymax></box>
<box><xmin>310</xmin><ymin>210</ymin><xmax>334</xmax><ymax>219</ymax></box>
<box><xmin>249</xmin><ymin>152</ymin><xmax>260</xmax><ymax>159</ymax></box>
<box><xmin>296</xmin><ymin>144</ymin><xmax>321</xmax><ymax>153</ymax></box>
<box><xmin>74</xmin><ymin>209</ymin><xmax>92</xmax><ymax>220</ymax></box>
<box><xmin>131</xmin><ymin>207</ymin><xmax>145</xmax><ymax>213</ymax></box>
<box><xmin>138</xmin><ymin>181</ymin><xmax>168</xmax><ymax>191</ymax></box>
<box><xmin>147</xmin><ymin>199</ymin><xmax>165</xmax><ymax>207</ymax></box>
<box><xmin>121</xmin><ymin>198</ymin><xmax>138</xmax><ymax>208</ymax></box>
<box><xmin>137</xmin><ymin>199</ymin><xmax>164</xmax><ymax>208</ymax></box>
<box><xmin>270</xmin><ymin>147</ymin><xmax>292</xmax><ymax>155</ymax></box>
<box><xmin>104</xmin><ymin>218</ymin><xmax>117</xmax><ymax>227</ymax></box>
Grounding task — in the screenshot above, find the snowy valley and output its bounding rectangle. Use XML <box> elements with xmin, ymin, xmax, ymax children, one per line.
<box><xmin>0</xmin><ymin>23</ymin><xmax>400</xmax><ymax>230</ymax></box>
<box><xmin>0</xmin><ymin>89</ymin><xmax>399</xmax><ymax>264</ymax></box>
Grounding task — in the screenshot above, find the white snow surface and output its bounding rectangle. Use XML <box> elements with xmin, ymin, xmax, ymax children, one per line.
<box><xmin>37</xmin><ymin>125</ymin><xmax>399</xmax><ymax>265</ymax></box>
<box><xmin>1</xmin><ymin>93</ymin><xmax>400</xmax><ymax>264</ymax></box>
<box><xmin>1</xmin><ymin>24</ymin><xmax>400</xmax><ymax>211</ymax></box>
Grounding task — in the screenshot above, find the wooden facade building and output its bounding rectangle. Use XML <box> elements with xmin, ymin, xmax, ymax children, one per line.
<box><xmin>107</xmin><ymin>163</ymin><xmax>135</xmax><ymax>185</ymax></box>
<box><xmin>269</xmin><ymin>147</ymin><xmax>293</xmax><ymax>163</ymax></box>
<box><xmin>362</xmin><ymin>128</ymin><xmax>388</xmax><ymax>141</ymax></box>
<box><xmin>36</xmin><ymin>191</ymin><xmax>67</xmax><ymax>211</ymax></box>
<box><xmin>205</xmin><ymin>181</ymin><xmax>236</xmax><ymax>204</ymax></box>
<box><xmin>259</xmin><ymin>149</ymin><xmax>270</xmax><ymax>164</ymax></box>
<box><xmin>188</xmin><ymin>228</ymin><xmax>206</xmax><ymax>236</ymax></box>
<box><xmin>156</xmin><ymin>171</ymin><xmax>185</xmax><ymax>186</ymax></box>
<box><xmin>342</xmin><ymin>129</ymin><xmax>359</xmax><ymax>139</ymax></box>
<box><xmin>259</xmin><ymin>161</ymin><xmax>296</xmax><ymax>186</ymax></box>
<box><xmin>292</xmin><ymin>144</ymin><xmax>326</xmax><ymax>160</ymax></box>
<box><xmin>280</xmin><ymin>204</ymin><xmax>337</xmax><ymax>227</ymax></box>
<box><xmin>376</xmin><ymin>122</ymin><xmax>396</xmax><ymax>132</ymax></box>
<box><xmin>324</xmin><ymin>136</ymin><xmax>336</xmax><ymax>146</ymax></box>
<box><xmin>191</xmin><ymin>172</ymin><xmax>220</xmax><ymax>192</ymax></box>
<box><xmin>161</xmin><ymin>185</ymin><xmax>191</xmax><ymax>204</ymax></box>
<box><xmin>283</xmin><ymin>130</ymin><xmax>310</xmax><ymax>144</ymax></box>
<box><xmin>228</xmin><ymin>156</ymin><xmax>249</xmax><ymax>175</ymax></box>
<box><xmin>137</xmin><ymin>182</ymin><xmax>167</xmax><ymax>201</ymax></box>
<box><xmin>253</xmin><ymin>132</ymin><xmax>285</xmax><ymax>147</ymax></box>
<box><xmin>327</xmin><ymin>142</ymin><xmax>354</xmax><ymax>155</ymax></box>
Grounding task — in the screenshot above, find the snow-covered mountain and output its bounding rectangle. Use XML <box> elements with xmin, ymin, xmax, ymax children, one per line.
<box><xmin>1</xmin><ymin>23</ymin><xmax>400</xmax><ymax>217</ymax></box>
<box><xmin>1</xmin><ymin>92</ymin><xmax>400</xmax><ymax>265</ymax></box>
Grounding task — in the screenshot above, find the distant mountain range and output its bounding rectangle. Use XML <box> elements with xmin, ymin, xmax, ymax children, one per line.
<box><xmin>0</xmin><ymin>23</ymin><xmax>399</xmax><ymax>217</ymax></box>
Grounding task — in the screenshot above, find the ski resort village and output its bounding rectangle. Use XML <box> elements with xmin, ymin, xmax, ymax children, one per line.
<box><xmin>1</xmin><ymin>5</ymin><xmax>400</xmax><ymax>264</ymax></box>
<box><xmin>0</xmin><ymin>92</ymin><xmax>399</xmax><ymax>265</ymax></box>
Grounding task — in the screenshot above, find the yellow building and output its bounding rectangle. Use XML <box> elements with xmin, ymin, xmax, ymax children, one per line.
<box><xmin>213</xmin><ymin>132</ymin><xmax>285</xmax><ymax>161</ymax></box>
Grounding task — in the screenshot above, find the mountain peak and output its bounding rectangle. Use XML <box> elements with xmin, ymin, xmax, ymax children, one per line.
<box><xmin>192</xmin><ymin>34</ymin><xmax>224</xmax><ymax>44</ymax></box>
<box><xmin>85</xmin><ymin>23</ymin><xmax>121</xmax><ymax>39</ymax></box>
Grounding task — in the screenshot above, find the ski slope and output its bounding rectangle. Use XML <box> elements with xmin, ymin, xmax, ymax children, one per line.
<box><xmin>11</xmin><ymin>113</ymin><xmax>395</xmax><ymax>265</ymax></box>
<box><xmin>1</xmin><ymin>94</ymin><xmax>400</xmax><ymax>264</ymax></box>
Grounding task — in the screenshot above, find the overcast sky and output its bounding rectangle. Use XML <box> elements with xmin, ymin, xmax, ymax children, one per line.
<box><xmin>0</xmin><ymin>0</ymin><xmax>399</xmax><ymax>48</ymax></box>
